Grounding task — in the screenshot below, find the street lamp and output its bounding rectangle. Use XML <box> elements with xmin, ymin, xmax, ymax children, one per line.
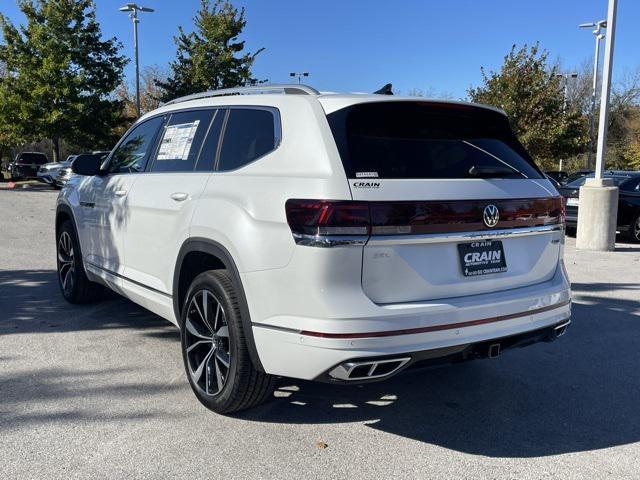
<box><xmin>555</xmin><ymin>72</ymin><xmax>578</xmax><ymax>113</ymax></box>
<box><xmin>576</xmin><ymin>0</ymin><xmax>619</xmax><ymax>252</ymax></box>
<box><xmin>289</xmin><ymin>72</ymin><xmax>309</xmax><ymax>84</ymax></box>
<box><xmin>579</xmin><ymin>19</ymin><xmax>607</xmax><ymax>169</ymax></box>
<box><xmin>554</xmin><ymin>72</ymin><xmax>578</xmax><ymax>173</ymax></box>
<box><xmin>119</xmin><ymin>3</ymin><xmax>155</xmax><ymax>118</ymax></box>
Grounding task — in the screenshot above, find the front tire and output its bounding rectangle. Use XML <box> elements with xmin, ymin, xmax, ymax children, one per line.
<box><xmin>180</xmin><ymin>270</ymin><xmax>274</xmax><ymax>414</ymax></box>
<box><xmin>56</xmin><ymin>220</ymin><xmax>103</xmax><ymax>303</ymax></box>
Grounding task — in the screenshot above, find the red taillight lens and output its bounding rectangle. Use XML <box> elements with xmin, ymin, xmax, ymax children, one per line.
<box><xmin>285</xmin><ymin>200</ymin><xmax>371</xmax><ymax>236</ymax></box>
<box><xmin>285</xmin><ymin>197</ymin><xmax>564</xmax><ymax>243</ymax></box>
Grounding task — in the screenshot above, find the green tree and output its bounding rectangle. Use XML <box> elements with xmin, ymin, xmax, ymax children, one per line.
<box><xmin>157</xmin><ymin>0</ymin><xmax>265</xmax><ymax>102</ymax></box>
<box><xmin>0</xmin><ymin>0</ymin><xmax>127</xmax><ymax>160</ymax></box>
<box><xmin>468</xmin><ymin>44</ymin><xmax>587</xmax><ymax>170</ymax></box>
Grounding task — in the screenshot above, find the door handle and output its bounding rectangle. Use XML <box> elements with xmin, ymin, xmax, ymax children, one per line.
<box><xmin>114</xmin><ymin>189</ymin><xmax>127</xmax><ymax>197</ymax></box>
<box><xmin>170</xmin><ymin>192</ymin><xmax>189</xmax><ymax>202</ymax></box>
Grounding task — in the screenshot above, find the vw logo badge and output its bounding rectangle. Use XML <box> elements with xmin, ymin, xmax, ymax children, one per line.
<box><xmin>483</xmin><ymin>204</ymin><xmax>500</xmax><ymax>228</ymax></box>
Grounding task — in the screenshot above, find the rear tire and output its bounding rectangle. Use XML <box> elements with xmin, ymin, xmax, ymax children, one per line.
<box><xmin>56</xmin><ymin>220</ymin><xmax>104</xmax><ymax>303</ymax></box>
<box><xmin>180</xmin><ymin>270</ymin><xmax>274</xmax><ymax>414</ymax></box>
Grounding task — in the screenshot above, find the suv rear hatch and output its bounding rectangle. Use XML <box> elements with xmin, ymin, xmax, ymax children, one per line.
<box><xmin>323</xmin><ymin>99</ymin><xmax>563</xmax><ymax>304</ymax></box>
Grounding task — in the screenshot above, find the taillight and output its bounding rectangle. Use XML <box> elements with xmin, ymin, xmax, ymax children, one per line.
<box><xmin>285</xmin><ymin>197</ymin><xmax>564</xmax><ymax>246</ymax></box>
<box><xmin>285</xmin><ymin>200</ymin><xmax>371</xmax><ymax>239</ymax></box>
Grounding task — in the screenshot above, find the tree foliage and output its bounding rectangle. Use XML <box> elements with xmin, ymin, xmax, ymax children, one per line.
<box><xmin>468</xmin><ymin>44</ymin><xmax>587</xmax><ymax>169</ymax></box>
<box><xmin>117</xmin><ymin>65</ymin><xmax>168</xmax><ymax>130</ymax></box>
<box><xmin>0</xmin><ymin>0</ymin><xmax>127</xmax><ymax>159</ymax></box>
<box><xmin>157</xmin><ymin>0</ymin><xmax>265</xmax><ymax>102</ymax></box>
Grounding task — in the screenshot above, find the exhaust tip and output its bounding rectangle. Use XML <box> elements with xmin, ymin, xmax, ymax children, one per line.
<box><xmin>329</xmin><ymin>357</ymin><xmax>411</xmax><ymax>381</ymax></box>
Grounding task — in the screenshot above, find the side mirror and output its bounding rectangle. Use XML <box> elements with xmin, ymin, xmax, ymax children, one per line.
<box><xmin>72</xmin><ymin>154</ymin><xmax>103</xmax><ymax>176</ymax></box>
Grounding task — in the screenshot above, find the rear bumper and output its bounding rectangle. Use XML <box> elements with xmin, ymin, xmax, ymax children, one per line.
<box><xmin>314</xmin><ymin>319</ymin><xmax>570</xmax><ymax>383</ymax></box>
<box><xmin>249</xmin><ymin>262</ymin><xmax>571</xmax><ymax>380</ymax></box>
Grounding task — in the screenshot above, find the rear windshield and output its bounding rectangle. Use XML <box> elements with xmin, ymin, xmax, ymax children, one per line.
<box><xmin>17</xmin><ymin>153</ymin><xmax>47</xmax><ymax>164</ymax></box>
<box><xmin>327</xmin><ymin>101</ymin><xmax>543</xmax><ymax>179</ymax></box>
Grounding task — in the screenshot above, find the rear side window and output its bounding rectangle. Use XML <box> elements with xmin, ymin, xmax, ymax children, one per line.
<box><xmin>151</xmin><ymin>110</ymin><xmax>214</xmax><ymax>172</ymax></box>
<box><xmin>218</xmin><ymin>108</ymin><xmax>278</xmax><ymax>171</ymax></box>
<box><xmin>18</xmin><ymin>153</ymin><xmax>47</xmax><ymax>164</ymax></box>
<box><xmin>327</xmin><ymin>102</ymin><xmax>543</xmax><ymax>179</ymax></box>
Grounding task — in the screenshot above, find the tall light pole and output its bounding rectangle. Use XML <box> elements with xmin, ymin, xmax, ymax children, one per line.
<box><xmin>576</xmin><ymin>0</ymin><xmax>619</xmax><ymax>252</ymax></box>
<box><xmin>119</xmin><ymin>4</ymin><xmax>154</xmax><ymax>118</ymax></box>
<box><xmin>579</xmin><ymin>19</ymin><xmax>606</xmax><ymax>169</ymax></box>
<box><xmin>289</xmin><ymin>72</ymin><xmax>309</xmax><ymax>84</ymax></box>
<box><xmin>555</xmin><ymin>72</ymin><xmax>578</xmax><ymax>113</ymax></box>
<box><xmin>555</xmin><ymin>72</ymin><xmax>578</xmax><ymax>173</ymax></box>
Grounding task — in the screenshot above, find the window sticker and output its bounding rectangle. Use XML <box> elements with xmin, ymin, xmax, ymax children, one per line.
<box><xmin>157</xmin><ymin>120</ymin><xmax>200</xmax><ymax>161</ymax></box>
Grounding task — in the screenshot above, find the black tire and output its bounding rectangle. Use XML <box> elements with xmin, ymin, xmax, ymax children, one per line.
<box><xmin>628</xmin><ymin>214</ymin><xmax>640</xmax><ymax>243</ymax></box>
<box><xmin>180</xmin><ymin>270</ymin><xmax>274</xmax><ymax>414</ymax></box>
<box><xmin>56</xmin><ymin>220</ymin><xmax>104</xmax><ymax>303</ymax></box>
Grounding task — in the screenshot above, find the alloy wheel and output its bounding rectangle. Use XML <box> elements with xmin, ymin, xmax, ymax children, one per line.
<box><xmin>57</xmin><ymin>231</ymin><xmax>75</xmax><ymax>295</ymax></box>
<box><xmin>184</xmin><ymin>289</ymin><xmax>231</xmax><ymax>396</ymax></box>
<box><xmin>634</xmin><ymin>216</ymin><xmax>640</xmax><ymax>241</ymax></box>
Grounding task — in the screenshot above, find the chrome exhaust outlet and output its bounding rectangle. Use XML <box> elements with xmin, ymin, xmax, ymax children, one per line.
<box><xmin>328</xmin><ymin>357</ymin><xmax>411</xmax><ymax>381</ymax></box>
<box><xmin>553</xmin><ymin>320</ymin><xmax>571</xmax><ymax>338</ymax></box>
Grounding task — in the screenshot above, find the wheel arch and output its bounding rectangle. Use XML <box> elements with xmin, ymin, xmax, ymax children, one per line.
<box><xmin>173</xmin><ymin>238</ymin><xmax>264</xmax><ymax>372</ymax></box>
<box><xmin>55</xmin><ymin>203</ymin><xmax>76</xmax><ymax>236</ymax></box>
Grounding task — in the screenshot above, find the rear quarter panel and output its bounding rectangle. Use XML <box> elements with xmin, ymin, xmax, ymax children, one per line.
<box><xmin>188</xmin><ymin>96</ymin><xmax>352</xmax><ymax>273</ymax></box>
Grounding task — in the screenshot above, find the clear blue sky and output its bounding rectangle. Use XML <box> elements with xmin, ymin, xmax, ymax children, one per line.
<box><xmin>2</xmin><ymin>0</ymin><xmax>639</xmax><ymax>98</ymax></box>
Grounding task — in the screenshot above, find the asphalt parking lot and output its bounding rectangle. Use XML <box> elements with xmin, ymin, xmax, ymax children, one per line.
<box><xmin>1</xmin><ymin>184</ymin><xmax>640</xmax><ymax>479</ymax></box>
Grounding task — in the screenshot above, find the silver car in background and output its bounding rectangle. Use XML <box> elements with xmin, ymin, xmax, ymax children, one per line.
<box><xmin>38</xmin><ymin>155</ymin><xmax>77</xmax><ymax>185</ymax></box>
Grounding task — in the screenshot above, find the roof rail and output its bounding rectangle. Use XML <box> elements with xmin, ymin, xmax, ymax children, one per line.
<box><xmin>163</xmin><ymin>84</ymin><xmax>320</xmax><ymax>106</ymax></box>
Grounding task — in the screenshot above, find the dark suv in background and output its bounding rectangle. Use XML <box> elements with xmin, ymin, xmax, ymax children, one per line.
<box><xmin>559</xmin><ymin>171</ymin><xmax>640</xmax><ymax>242</ymax></box>
<box><xmin>6</xmin><ymin>152</ymin><xmax>49</xmax><ymax>179</ymax></box>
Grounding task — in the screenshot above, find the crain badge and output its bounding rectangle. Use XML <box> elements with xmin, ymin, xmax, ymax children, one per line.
<box><xmin>352</xmin><ymin>181</ymin><xmax>380</xmax><ymax>189</ymax></box>
<box><xmin>355</xmin><ymin>171</ymin><xmax>379</xmax><ymax>178</ymax></box>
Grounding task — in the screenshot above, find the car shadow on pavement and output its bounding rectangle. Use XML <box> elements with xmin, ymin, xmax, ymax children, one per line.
<box><xmin>245</xmin><ymin>298</ymin><xmax>640</xmax><ymax>458</ymax></box>
<box><xmin>0</xmin><ymin>269</ymin><xmax>173</xmax><ymax>336</ymax></box>
<box><xmin>3</xmin><ymin>269</ymin><xmax>640</xmax><ymax>458</ymax></box>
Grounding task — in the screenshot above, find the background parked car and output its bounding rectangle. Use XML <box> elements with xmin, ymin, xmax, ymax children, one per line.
<box><xmin>544</xmin><ymin>173</ymin><xmax>562</xmax><ymax>190</ymax></box>
<box><xmin>38</xmin><ymin>155</ymin><xmax>77</xmax><ymax>185</ymax></box>
<box><xmin>559</xmin><ymin>171</ymin><xmax>640</xmax><ymax>241</ymax></box>
<box><xmin>563</xmin><ymin>169</ymin><xmax>594</xmax><ymax>185</ymax></box>
<box><xmin>6</xmin><ymin>152</ymin><xmax>48</xmax><ymax>179</ymax></box>
<box><xmin>544</xmin><ymin>170</ymin><xmax>569</xmax><ymax>184</ymax></box>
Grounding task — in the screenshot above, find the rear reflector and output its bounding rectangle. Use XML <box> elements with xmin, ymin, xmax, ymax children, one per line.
<box><xmin>286</xmin><ymin>197</ymin><xmax>564</xmax><ymax>243</ymax></box>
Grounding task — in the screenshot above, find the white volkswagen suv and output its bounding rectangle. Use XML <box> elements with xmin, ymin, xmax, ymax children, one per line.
<box><xmin>56</xmin><ymin>85</ymin><xmax>571</xmax><ymax>413</ymax></box>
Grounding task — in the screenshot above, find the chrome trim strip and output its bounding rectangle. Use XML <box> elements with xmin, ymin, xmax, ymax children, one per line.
<box><xmin>292</xmin><ymin>233</ymin><xmax>368</xmax><ymax>248</ymax></box>
<box><xmin>86</xmin><ymin>262</ymin><xmax>172</xmax><ymax>298</ymax></box>
<box><xmin>367</xmin><ymin>224</ymin><xmax>563</xmax><ymax>246</ymax></box>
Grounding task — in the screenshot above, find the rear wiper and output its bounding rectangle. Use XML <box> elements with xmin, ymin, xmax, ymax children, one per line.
<box><xmin>468</xmin><ymin>165</ymin><xmax>520</xmax><ymax>178</ymax></box>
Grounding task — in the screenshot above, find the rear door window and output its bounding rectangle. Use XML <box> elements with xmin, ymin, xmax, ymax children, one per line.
<box><xmin>218</xmin><ymin>108</ymin><xmax>278</xmax><ymax>171</ymax></box>
<box><xmin>151</xmin><ymin>110</ymin><xmax>215</xmax><ymax>172</ymax></box>
<box><xmin>327</xmin><ymin>102</ymin><xmax>543</xmax><ymax>179</ymax></box>
<box><xmin>195</xmin><ymin>109</ymin><xmax>225</xmax><ymax>172</ymax></box>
